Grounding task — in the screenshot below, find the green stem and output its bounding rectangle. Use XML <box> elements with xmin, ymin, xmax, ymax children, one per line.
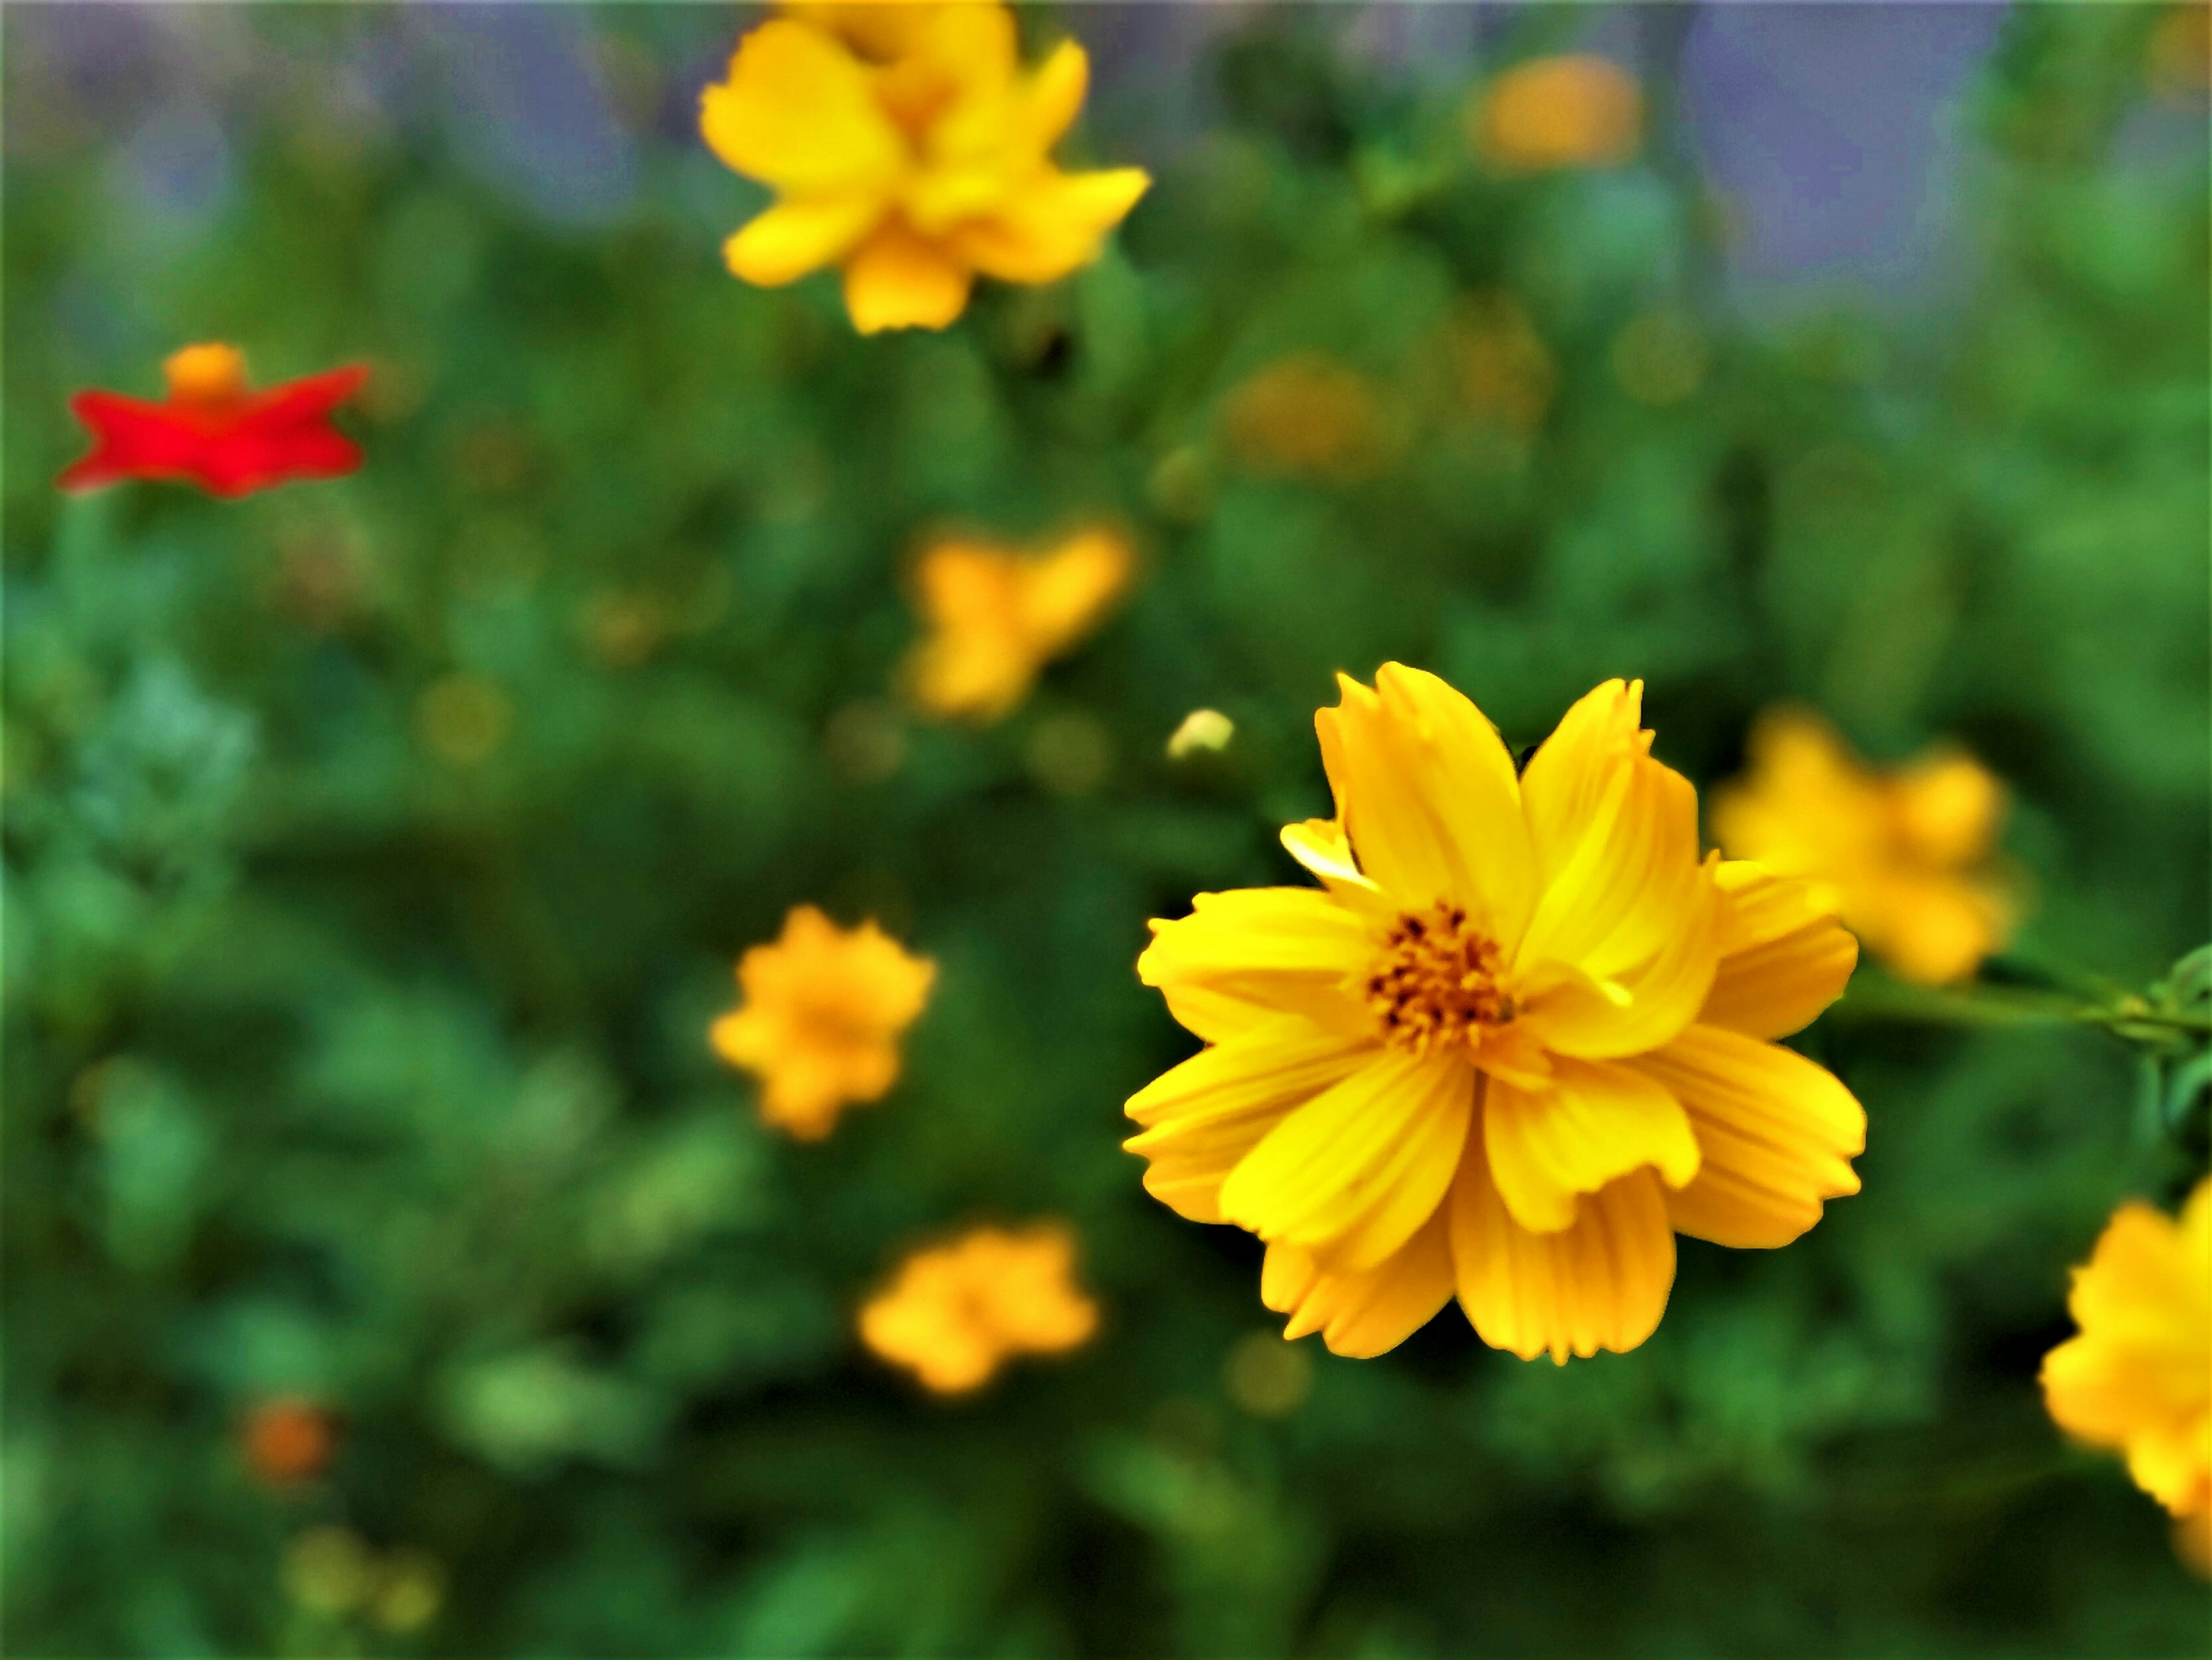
<box><xmin>1835</xmin><ymin>978</ymin><xmax>2212</xmax><ymax>1043</ymax></box>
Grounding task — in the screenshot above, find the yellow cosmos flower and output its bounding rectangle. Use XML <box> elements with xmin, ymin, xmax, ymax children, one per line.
<box><xmin>1712</xmin><ymin>707</ymin><xmax>2015</xmax><ymax>986</ymax></box>
<box><xmin>900</xmin><ymin>527</ymin><xmax>1132</xmax><ymax>722</ymax></box>
<box><xmin>1125</xmin><ymin>668</ymin><xmax>1866</xmax><ymax>1363</ymax></box>
<box><xmin>1472</xmin><ymin>55</ymin><xmax>1643</xmax><ymax>172</ymax></box>
<box><xmin>710</xmin><ymin>905</ymin><xmax>936</xmax><ymax>1139</ymax></box>
<box><xmin>700</xmin><ymin>1</ymin><xmax>1150</xmax><ymax>334</ymax></box>
<box><xmin>859</xmin><ymin>1222</ymin><xmax>1100</xmax><ymax>1391</ymax></box>
<box><xmin>2041</xmin><ymin>1177</ymin><xmax>2211</xmax><ymax>1572</ymax></box>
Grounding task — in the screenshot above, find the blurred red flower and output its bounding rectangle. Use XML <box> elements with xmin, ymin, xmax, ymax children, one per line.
<box><xmin>60</xmin><ymin>343</ymin><xmax>369</xmax><ymax>497</ymax></box>
<box><xmin>243</xmin><ymin>1395</ymin><xmax>337</xmax><ymax>1485</ymax></box>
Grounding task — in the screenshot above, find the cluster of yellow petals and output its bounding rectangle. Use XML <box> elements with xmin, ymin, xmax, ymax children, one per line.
<box><xmin>900</xmin><ymin>527</ymin><xmax>1132</xmax><ymax>722</ymax></box>
<box><xmin>711</xmin><ymin>905</ymin><xmax>936</xmax><ymax>1139</ymax></box>
<box><xmin>1472</xmin><ymin>55</ymin><xmax>1643</xmax><ymax>172</ymax></box>
<box><xmin>1713</xmin><ymin>707</ymin><xmax>2015</xmax><ymax>986</ymax></box>
<box><xmin>859</xmin><ymin>1222</ymin><xmax>1100</xmax><ymax>1391</ymax></box>
<box><xmin>2041</xmin><ymin>1177</ymin><xmax>2212</xmax><ymax>1575</ymax></box>
<box><xmin>701</xmin><ymin>1</ymin><xmax>1149</xmax><ymax>333</ymax></box>
<box><xmin>1127</xmin><ymin>667</ymin><xmax>1866</xmax><ymax>1363</ymax></box>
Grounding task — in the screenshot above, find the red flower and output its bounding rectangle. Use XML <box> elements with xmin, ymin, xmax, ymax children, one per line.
<box><xmin>60</xmin><ymin>343</ymin><xmax>369</xmax><ymax>498</ymax></box>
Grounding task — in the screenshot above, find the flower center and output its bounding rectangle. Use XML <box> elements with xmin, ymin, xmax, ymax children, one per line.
<box><xmin>163</xmin><ymin>342</ymin><xmax>248</xmax><ymax>406</ymax></box>
<box><xmin>1364</xmin><ymin>902</ymin><xmax>1514</xmax><ymax>1056</ymax></box>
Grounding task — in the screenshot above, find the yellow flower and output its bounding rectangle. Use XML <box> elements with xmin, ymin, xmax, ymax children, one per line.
<box><xmin>711</xmin><ymin>905</ymin><xmax>936</xmax><ymax>1139</ymax></box>
<box><xmin>1711</xmin><ymin>707</ymin><xmax>2015</xmax><ymax>986</ymax></box>
<box><xmin>1125</xmin><ymin>668</ymin><xmax>1865</xmax><ymax>1363</ymax></box>
<box><xmin>900</xmin><ymin>527</ymin><xmax>1132</xmax><ymax>722</ymax></box>
<box><xmin>1472</xmin><ymin>55</ymin><xmax>1642</xmax><ymax>172</ymax></box>
<box><xmin>700</xmin><ymin>2</ymin><xmax>1150</xmax><ymax>334</ymax></box>
<box><xmin>859</xmin><ymin>1222</ymin><xmax>1100</xmax><ymax>1391</ymax></box>
<box><xmin>1219</xmin><ymin>352</ymin><xmax>1391</xmax><ymax>482</ymax></box>
<box><xmin>2041</xmin><ymin>1177</ymin><xmax>2211</xmax><ymax>1572</ymax></box>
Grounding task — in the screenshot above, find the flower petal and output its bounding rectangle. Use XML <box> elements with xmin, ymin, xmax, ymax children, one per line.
<box><xmin>1123</xmin><ymin>1018</ymin><xmax>1376</xmax><ymax>1223</ymax></box>
<box><xmin>1261</xmin><ymin>1206</ymin><xmax>1456</xmax><ymax>1358</ymax></box>
<box><xmin>1449</xmin><ymin>1140</ymin><xmax>1676</xmax><ymax>1363</ymax></box>
<box><xmin>1699</xmin><ymin>861</ymin><xmax>1858</xmax><ymax>1039</ymax></box>
<box><xmin>1630</xmin><ymin>1022</ymin><xmax>1863</xmax><ymax>1249</ymax></box>
<box><xmin>723</xmin><ymin>195</ymin><xmax>885</xmax><ymax>286</ymax></box>
<box><xmin>948</xmin><ymin>165</ymin><xmax>1152</xmax><ymax>283</ymax></box>
<box><xmin>1137</xmin><ymin>888</ymin><xmax>1373</xmax><ymax>1043</ymax></box>
<box><xmin>700</xmin><ymin>20</ymin><xmax>906</xmax><ymax>195</ymax></box>
<box><xmin>843</xmin><ymin>220</ymin><xmax>974</xmax><ymax>333</ymax></box>
<box><xmin>1482</xmin><ymin>1059</ymin><xmax>1700</xmax><ymax>1233</ymax></box>
<box><xmin>1219</xmin><ymin>1050</ymin><xmax>1472</xmax><ymax>1273</ymax></box>
<box><xmin>1315</xmin><ymin>668</ymin><xmax>1534</xmax><ymax>936</ymax></box>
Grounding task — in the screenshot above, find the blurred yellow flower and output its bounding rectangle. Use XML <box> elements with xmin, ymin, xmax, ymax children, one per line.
<box><xmin>1446</xmin><ymin>293</ymin><xmax>1555</xmax><ymax>434</ymax></box>
<box><xmin>859</xmin><ymin>1222</ymin><xmax>1099</xmax><ymax>1391</ymax></box>
<box><xmin>900</xmin><ymin>527</ymin><xmax>1132</xmax><ymax>722</ymax></box>
<box><xmin>1472</xmin><ymin>55</ymin><xmax>1642</xmax><ymax>172</ymax></box>
<box><xmin>711</xmin><ymin>905</ymin><xmax>936</xmax><ymax>1139</ymax></box>
<box><xmin>1711</xmin><ymin>707</ymin><xmax>2015</xmax><ymax>986</ymax></box>
<box><xmin>1220</xmin><ymin>351</ymin><xmax>1391</xmax><ymax>482</ymax></box>
<box><xmin>700</xmin><ymin>1</ymin><xmax>1149</xmax><ymax>333</ymax></box>
<box><xmin>2041</xmin><ymin>1177</ymin><xmax>2211</xmax><ymax>1575</ymax></box>
<box><xmin>1127</xmin><ymin>670</ymin><xmax>1864</xmax><ymax>1363</ymax></box>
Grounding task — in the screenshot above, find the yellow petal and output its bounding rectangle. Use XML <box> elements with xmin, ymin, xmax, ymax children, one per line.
<box><xmin>1016</xmin><ymin>528</ymin><xmax>1132</xmax><ymax>654</ymax></box>
<box><xmin>700</xmin><ymin>21</ymin><xmax>906</xmax><ymax>195</ymax></box>
<box><xmin>1137</xmin><ymin>887</ymin><xmax>1373</xmax><ymax>1043</ymax></box>
<box><xmin>1698</xmin><ymin>861</ymin><xmax>1858</xmax><ymax>1039</ymax></box>
<box><xmin>1514</xmin><ymin>876</ymin><xmax>1718</xmax><ymax>1060</ymax></box>
<box><xmin>948</xmin><ymin>165</ymin><xmax>1152</xmax><ymax>283</ymax></box>
<box><xmin>1515</xmin><ymin>705</ymin><xmax>1713</xmax><ymax>993</ymax></box>
<box><xmin>722</xmin><ymin>195</ymin><xmax>885</xmax><ymax>286</ymax></box>
<box><xmin>1123</xmin><ymin>1017</ymin><xmax>1376</xmax><ymax>1223</ymax></box>
<box><xmin>1261</xmin><ymin>1207</ymin><xmax>1456</xmax><ymax>1358</ymax></box>
<box><xmin>1518</xmin><ymin>678</ymin><xmax>1642</xmax><ymax>888</ymax></box>
<box><xmin>842</xmin><ymin>220</ymin><xmax>973</xmax><ymax>333</ymax></box>
<box><xmin>1449</xmin><ymin>1140</ymin><xmax>1676</xmax><ymax>1363</ymax></box>
<box><xmin>1024</xmin><ymin>37</ymin><xmax>1090</xmax><ymax>149</ymax></box>
<box><xmin>1218</xmin><ymin>1050</ymin><xmax>1472</xmax><ymax>1272</ymax></box>
<box><xmin>1315</xmin><ymin>669</ymin><xmax>1533</xmax><ymax>936</ymax></box>
<box><xmin>1482</xmin><ymin>1060</ymin><xmax>1700</xmax><ymax>1233</ymax></box>
<box><xmin>1279</xmin><ymin>817</ymin><xmax>1394</xmax><ymax>915</ymax></box>
<box><xmin>1630</xmin><ymin>1022</ymin><xmax>1863</xmax><ymax>1249</ymax></box>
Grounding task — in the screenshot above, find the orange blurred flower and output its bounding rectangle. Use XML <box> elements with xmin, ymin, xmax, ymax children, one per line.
<box><xmin>243</xmin><ymin>1395</ymin><xmax>336</xmax><ymax>1485</ymax></box>
<box><xmin>701</xmin><ymin>1</ymin><xmax>1149</xmax><ymax>333</ymax></box>
<box><xmin>2041</xmin><ymin>1177</ymin><xmax>2211</xmax><ymax>1576</ymax></box>
<box><xmin>60</xmin><ymin>343</ymin><xmax>369</xmax><ymax>498</ymax></box>
<box><xmin>1219</xmin><ymin>351</ymin><xmax>1391</xmax><ymax>482</ymax></box>
<box><xmin>900</xmin><ymin>527</ymin><xmax>1132</xmax><ymax>722</ymax></box>
<box><xmin>711</xmin><ymin>905</ymin><xmax>936</xmax><ymax>1139</ymax></box>
<box><xmin>859</xmin><ymin>1222</ymin><xmax>1099</xmax><ymax>1391</ymax></box>
<box><xmin>1445</xmin><ymin>294</ymin><xmax>1555</xmax><ymax>434</ymax></box>
<box><xmin>1711</xmin><ymin>708</ymin><xmax>2016</xmax><ymax>986</ymax></box>
<box><xmin>1472</xmin><ymin>55</ymin><xmax>1642</xmax><ymax>172</ymax></box>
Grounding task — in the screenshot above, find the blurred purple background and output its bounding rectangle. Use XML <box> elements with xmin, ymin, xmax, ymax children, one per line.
<box><xmin>8</xmin><ymin>2</ymin><xmax>2198</xmax><ymax>315</ymax></box>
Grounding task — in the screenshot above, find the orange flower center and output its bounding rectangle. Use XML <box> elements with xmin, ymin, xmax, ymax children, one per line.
<box><xmin>163</xmin><ymin>342</ymin><xmax>249</xmax><ymax>406</ymax></box>
<box><xmin>1364</xmin><ymin>902</ymin><xmax>1515</xmax><ymax>1056</ymax></box>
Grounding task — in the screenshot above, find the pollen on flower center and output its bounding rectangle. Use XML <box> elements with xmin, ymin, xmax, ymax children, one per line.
<box><xmin>1363</xmin><ymin>902</ymin><xmax>1515</xmax><ymax>1056</ymax></box>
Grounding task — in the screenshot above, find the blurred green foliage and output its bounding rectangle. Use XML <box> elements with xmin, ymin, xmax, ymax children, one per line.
<box><xmin>5</xmin><ymin>6</ymin><xmax>2208</xmax><ymax>1657</ymax></box>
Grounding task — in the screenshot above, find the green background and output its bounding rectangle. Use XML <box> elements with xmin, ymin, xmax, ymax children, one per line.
<box><xmin>5</xmin><ymin>5</ymin><xmax>2208</xmax><ymax>1655</ymax></box>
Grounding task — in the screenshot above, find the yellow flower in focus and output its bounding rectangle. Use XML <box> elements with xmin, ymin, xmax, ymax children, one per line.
<box><xmin>1473</xmin><ymin>55</ymin><xmax>1643</xmax><ymax>171</ymax></box>
<box><xmin>859</xmin><ymin>1222</ymin><xmax>1100</xmax><ymax>1391</ymax></box>
<box><xmin>1711</xmin><ymin>707</ymin><xmax>2015</xmax><ymax>986</ymax></box>
<box><xmin>700</xmin><ymin>2</ymin><xmax>1150</xmax><ymax>333</ymax></box>
<box><xmin>711</xmin><ymin>905</ymin><xmax>936</xmax><ymax>1139</ymax></box>
<box><xmin>901</xmin><ymin>527</ymin><xmax>1132</xmax><ymax>722</ymax></box>
<box><xmin>1126</xmin><ymin>668</ymin><xmax>1865</xmax><ymax>1363</ymax></box>
<box><xmin>1220</xmin><ymin>352</ymin><xmax>1391</xmax><ymax>482</ymax></box>
<box><xmin>2041</xmin><ymin>1177</ymin><xmax>2211</xmax><ymax>1574</ymax></box>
